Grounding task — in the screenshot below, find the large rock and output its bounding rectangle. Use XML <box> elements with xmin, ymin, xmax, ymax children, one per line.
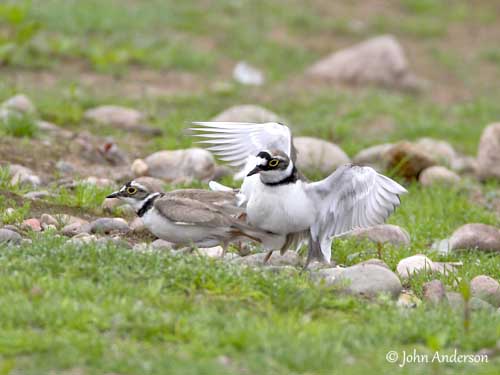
<box><xmin>396</xmin><ymin>254</ymin><xmax>458</xmax><ymax>279</ymax></box>
<box><xmin>347</xmin><ymin>224</ymin><xmax>410</xmax><ymax>247</ymax></box>
<box><xmin>84</xmin><ymin>105</ymin><xmax>161</xmax><ymax>135</ymax></box>
<box><xmin>470</xmin><ymin>275</ymin><xmax>500</xmax><ymax>307</ymax></box>
<box><xmin>419</xmin><ymin>166</ymin><xmax>460</xmax><ymax>186</ymax></box>
<box><xmin>449</xmin><ymin>223</ymin><xmax>500</xmax><ymax>252</ymax></box>
<box><xmin>212</xmin><ymin>105</ymin><xmax>283</xmax><ymax>123</ymax></box>
<box><xmin>293</xmin><ymin>137</ymin><xmax>350</xmax><ymax>175</ymax></box>
<box><xmin>477</xmin><ymin>123</ymin><xmax>500</xmax><ymax>180</ymax></box>
<box><xmin>384</xmin><ymin>141</ymin><xmax>436</xmax><ymax>179</ymax></box>
<box><xmin>318</xmin><ymin>264</ymin><xmax>402</xmax><ymax>298</ymax></box>
<box><xmin>0</xmin><ymin>228</ymin><xmax>22</xmax><ymax>245</ymax></box>
<box><xmin>307</xmin><ymin>35</ymin><xmax>425</xmax><ymax>91</ymax></box>
<box><xmin>133</xmin><ymin>148</ymin><xmax>216</xmax><ymax>182</ymax></box>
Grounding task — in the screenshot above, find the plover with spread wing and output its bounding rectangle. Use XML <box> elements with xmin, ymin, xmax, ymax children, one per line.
<box><xmin>191</xmin><ymin>122</ymin><xmax>407</xmax><ymax>265</ymax></box>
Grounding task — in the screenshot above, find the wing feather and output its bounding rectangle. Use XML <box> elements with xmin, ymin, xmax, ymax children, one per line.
<box><xmin>190</xmin><ymin>122</ymin><xmax>294</xmax><ymax>167</ymax></box>
<box><xmin>306</xmin><ymin>165</ymin><xmax>407</xmax><ymax>262</ymax></box>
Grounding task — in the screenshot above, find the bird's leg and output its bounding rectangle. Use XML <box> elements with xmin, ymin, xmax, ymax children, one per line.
<box><xmin>263</xmin><ymin>250</ymin><xmax>273</xmax><ymax>264</ymax></box>
<box><xmin>221</xmin><ymin>241</ymin><xmax>228</xmax><ymax>259</ymax></box>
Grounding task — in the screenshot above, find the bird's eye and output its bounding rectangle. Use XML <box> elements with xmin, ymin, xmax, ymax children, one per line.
<box><xmin>127</xmin><ymin>187</ymin><xmax>137</xmax><ymax>195</ymax></box>
<box><xmin>269</xmin><ymin>159</ymin><xmax>280</xmax><ymax>167</ymax></box>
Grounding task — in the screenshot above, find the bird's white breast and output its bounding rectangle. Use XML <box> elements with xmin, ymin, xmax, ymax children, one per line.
<box><xmin>246</xmin><ymin>180</ymin><xmax>317</xmax><ymax>234</ymax></box>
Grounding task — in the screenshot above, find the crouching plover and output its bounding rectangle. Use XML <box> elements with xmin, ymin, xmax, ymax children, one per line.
<box><xmin>107</xmin><ymin>180</ymin><xmax>286</xmax><ymax>256</ymax></box>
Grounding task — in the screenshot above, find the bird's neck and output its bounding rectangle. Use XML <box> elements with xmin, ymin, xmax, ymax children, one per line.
<box><xmin>137</xmin><ymin>192</ymin><xmax>162</xmax><ymax>217</ymax></box>
<box><xmin>261</xmin><ymin>163</ymin><xmax>298</xmax><ymax>186</ymax></box>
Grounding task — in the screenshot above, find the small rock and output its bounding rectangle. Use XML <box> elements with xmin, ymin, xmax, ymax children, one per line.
<box><xmin>84</xmin><ymin>105</ymin><xmax>161</xmax><ymax>136</ymax></box>
<box><xmin>384</xmin><ymin>141</ymin><xmax>436</xmax><ymax>179</ymax></box>
<box><xmin>347</xmin><ymin>224</ymin><xmax>410</xmax><ymax>247</ymax></box>
<box><xmin>140</xmin><ymin>148</ymin><xmax>215</xmax><ymax>182</ymax></box>
<box><xmin>307</xmin><ymin>35</ymin><xmax>426</xmax><ymax>91</ymax></box>
<box><xmin>319</xmin><ymin>264</ymin><xmax>402</xmax><ymax>298</ymax></box>
<box><xmin>89</xmin><ymin>218</ymin><xmax>129</xmax><ymax>234</ymax></box>
<box><xmin>61</xmin><ymin>220</ymin><xmax>90</xmax><ymax>237</ymax></box>
<box><xmin>470</xmin><ymin>297</ymin><xmax>495</xmax><ymax>312</ymax></box>
<box><xmin>83</xmin><ymin>176</ymin><xmax>116</xmax><ymax>188</ymax></box>
<box><xmin>352</xmin><ymin>143</ymin><xmax>393</xmax><ymax>170</ymax></box>
<box><xmin>397</xmin><ymin>291</ymin><xmax>422</xmax><ymax>308</ymax></box>
<box><xmin>232</xmin><ymin>251</ymin><xmax>301</xmax><ymax>267</ymax></box>
<box><xmin>470</xmin><ymin>275</ymin><xmax>500</xmax><ymax>307</ymax></box>
<box><xmin>233</xmin><ymin>61</ymin><xmax>265</xmax><ymax>86</ymax></box>
<box><xmin>396</xmin><ymin>254</ymin><xmax>433</xmax><ymax>279</ymax></box>
<box><xmin>67</xmin><ymin>233</ymin><xmax>97</xmax><ymax>246</ymax></box>
<box><xmin>56</xmin><ymin>160</ymin><xmax>76</xmax><ymax>174</ymax></box>
<box><xmin>423</xmin><ymin>280</ymin><xmax>446</xmax><ymax>305</ymax></box>
<box><xmin>150</xmin><ymin>239</ymin><xmax>175</xmax><ymax>251</ymax></box>
<box><xmin>419</xmin><ymin>166</ymin><xmax>460</xmax><ymax>186</ymax></box>
<box><xmin>1</xmin><ymin>94</ymin><xmax>35</xmax><ymax>114</ymax></box>
<box><xmin>40</xmin><ymin>213</ymin><xmax>58</xmax><ymax>227</ymax></box>
<box><xmin>9</xmin><ymin>164</ymin><xmax>41</xmax><ymax>187</ymax></box>
<box><xmin>98</xmin><ymin>141</ymin><xmax>129</xmax><ymax>166</ymax></box>
<box><xmin>21</xmin><ymin>218</ymin><xmax>42</xmax><ymax>232</ymax></box>
<box><xmin>477</xmin><ymin>123</ymin><xmax>500</xmax><ymax>181</ymax></box>
<box><xmin>23</xmin><ymin>190</ymin><xmax>52</xmax><ymax>200</ymax></box>
<box><xmin>131</xmin><ymin>158</ymin><xmax>149</xmax><ymax>176</ymax></box>
<box><xmin>129</xmin><ymin>217</ymin><xmax>146</xmax><ymax>233</ymax></box>
<box><xmin>212</xmin><ymin>105</ymin><xmax>284</xmax><ymax>123</ymax></box>
<box><xmin>196</xmin><ymin>246</ymin><xmax>224</xmax><ymax>258</ymax></box>
<box><xmin>449</xmin><ymin>223</ymin><xmax>500</xmax><ymax>252</ymax></box>
<box><xmin>293</xmin><ymin>136</ymin><xmax>350</xmax><ymax>175</ymax></box>
<box><xmin>450</xmin><ymin>155</ymin><xmax>477</xmax><ymax>174</ymax></box>
<box><xmin>0</xmin><ymin>228</ymin><xmax>22</xmax><ymax>245</ymax></box>
<box><xmin>102</xmin><ymin>198</ymin><xmax>122</xmax><ymax>212</ymax></box>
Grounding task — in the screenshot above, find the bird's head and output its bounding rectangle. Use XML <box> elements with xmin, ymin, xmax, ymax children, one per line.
<box><xmin>247</xmin><ymin>150</ymin><xmax>294</xmax><ymax>184</ymax></box>
<box><xmin>107</xmin><ymin>180</ymin><xmax>157</xmax><ymax>211</ymax></box>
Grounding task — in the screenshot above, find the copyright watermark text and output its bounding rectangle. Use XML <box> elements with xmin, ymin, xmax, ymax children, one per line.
<box><xmin>386</xmin><ymin>349</ymin><xmax>488</xmax><ymax>367</ymax></box>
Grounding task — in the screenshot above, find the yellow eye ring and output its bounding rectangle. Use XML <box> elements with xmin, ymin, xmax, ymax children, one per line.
<box><xmin>269</xmin><ymin>159</ymin><xmax>280</xmax><ymax>167</ymax></box>
<box><xmin>127</xmin><ymin>187</ymin><xmax>137</xmax><ymax>195</ymax></box>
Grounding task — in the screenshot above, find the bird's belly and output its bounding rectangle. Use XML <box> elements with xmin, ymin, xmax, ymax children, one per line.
<box><xmin>246</xmin><ymin>183</ymin><xmax>316</xmax><ymax>234</ymax></box>
<box><xmin>142</xmin><ymin>210</ymin><xmax>221</xmax><ymax>247</ymax></box>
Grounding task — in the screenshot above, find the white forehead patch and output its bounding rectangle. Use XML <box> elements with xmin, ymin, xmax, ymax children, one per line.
<box><xmin>130</xmin><ymin>181</ymin><xmax>147</xmax><ymax>191</ymax></box>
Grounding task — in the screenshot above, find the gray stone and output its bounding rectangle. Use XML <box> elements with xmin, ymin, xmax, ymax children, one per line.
<box><xmin>150</xmin><ymin>239</ymin><xmax>175</xmax><ymax>251</ymax></box>
<box><xmin>84</xmin><ymin>105</ymin><xmax>161</xmax><ymax>135</ymax></box>
<box><xmin>40</xmin><ymin>214</ymin><xmax>58</xmax><ymax>227</ymax></box>
<box><xmin>56</xmin><ymin>160</ymin><xmax>76</xmax><ymax>174</ymax></box>
<box><xmin>9</xmin><ymin>164</ymin><xmax>41</xmax><ymax>187</ymax></box>
<box><xmin>293</xmin><ymin>136</ymin><xmax>350</xmax><ymax>175</ymax></box>
<box><xmin>0</xmin><ymin>228</ymin><xmax>22</xmax><ymax>245</ymax></box>
<box><xmin>136</xmin><ymin>148</ymin><xmax>216</xmax><ymax>182</ymax></box>
<box><xmin>397</xmin><ymin>291</ymin><xmax>422</xmax><ymax>308</ymax></box>
<box><xmin>352</xmin><ymin>143</ymin><xmax>393</xmax><ymax>170</ymax></box>
<box><xmin>423</xmin><ymin>280</ymin><xmax>446</xmax><ymax>305</ymax></box>
<box><xmin>356</xmin><ymin>258</ymin><xmax>390</xmax><ymax>270</ymax></box>
<box><xmin>348</xmin><ymin>224</ymin><xmax>410</xmax><ymax>247</ymax></box>
<box><xmin>419</xmin><ymin>166</ymin><xmax>460</xmax><ymax>187</ymax></box>
<box><xmin>212</xmin><ymin>105</ymin><xmax>283</xmax><ymax>123</ymax></box>
<box><xmin>232</xmin><ymin>251</ymin><xmax>301</xmax><ymax>267</ymax></box>
<box><xmin>396</xmin><ymin>254</ymin><xmax>433</xmax><ymax>279</ymax></box>
<box><xmin>477</xmin><ymin>123</ymin><xmax>500</xmax><ymax>181</ymax></box>
<box><xmin>1</xmin><ymin>94</ymin><xmax>35</xmax><ymax>114</ymax></box>
<box><xmin>23</xmin><ymin>190</ymin><xmax>52</xmax><ymax>200</ymax></box>
<box><xmin>61</xmin><ymin>221</ymin><xmax>90</xmax><ymax>237</ymax></box>
<box><xmin>307</xmin><ymin>35</ymin><xmax>426</xmax><ymax>91</ymax></box>
<box><xmin>89</xmin><ymin>218</ymin><xmax>129</xmax><ymax>234</ymax></box>
<box><xmin>449</xmin><ymin>223</ymin><xmax>500</xmax><ymax>252</ymax></box>
<box><xmin>470</xmin><ymin>275</ymin><xmax>500</xmax><ymax>307</ymax></box>
<box><xmin>470</xmin><ymin>297</ymin><xmax>495</xmax><ymax>312</ymax></box>
<box><xmin>321</xmin><ymin>264</ymin><xmax>402</xmax><ymax>298</ymax></box>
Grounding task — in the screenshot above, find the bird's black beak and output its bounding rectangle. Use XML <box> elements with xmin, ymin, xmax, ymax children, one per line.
<box><xmin>106</xmin><ymin>191</ymin><xmax>120</xmax><ymax>199</ymax></box>
<box><xmin>247</xmin><ymin>165</ymin><xmax>262</xmax><ymax>177</ymax></box>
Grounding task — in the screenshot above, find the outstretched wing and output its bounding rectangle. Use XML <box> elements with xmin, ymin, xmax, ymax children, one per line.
<box><xmin>306</xmin><ymin>165</ymin><xmax>407</xmax><ymax>262</ymax></box>
<box><xmin>190</xmin><ymin>122</ymin><xmax>295</xmax><ymax>167</ymax></box>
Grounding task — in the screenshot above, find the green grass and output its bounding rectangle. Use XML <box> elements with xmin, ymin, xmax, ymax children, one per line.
<box><xmin>1</xmin><ymin>235</ymin><xmax>499</xmax><ymax>375</ymax></box>
<box><xmin>0</xmin><ymin>111</ymin><xmax>38</xmax><ymax>138</ymax></box>
<box><xmin>1</xmin><ymin>0</ymin><xmax>500</xmax><ymax>373</ymax></box>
